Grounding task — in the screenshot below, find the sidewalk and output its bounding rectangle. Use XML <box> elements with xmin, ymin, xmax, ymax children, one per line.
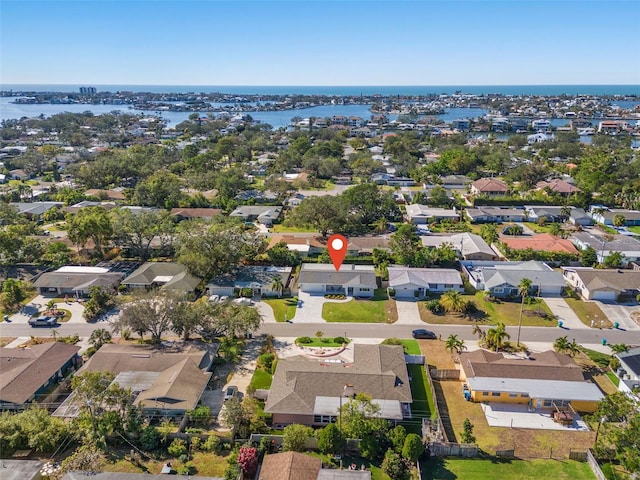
<box><xmin>543</xmin><ymin>297</ymin><xmax>586</xmax><ymax>330</ymax></box>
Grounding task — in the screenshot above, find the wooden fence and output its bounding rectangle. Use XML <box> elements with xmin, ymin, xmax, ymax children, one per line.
<box><xmin>586</xmin><ymin>449</ymin><xmax>607</xmax><ymax>480</ymax></box>
<box><xmin>429</xmin><ymin>368</ymin><xmax>460</xmax><ymax>380</ymax></box>
<box><xmin>430</xmin><ymin>442</ymin><xmax>478</xmax><ymax>457</ymax></box>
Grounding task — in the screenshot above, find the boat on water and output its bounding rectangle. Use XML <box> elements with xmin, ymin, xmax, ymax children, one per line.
<box><xmin>577</xmin><ymin>127</ymin><xmax>595</xmax><ymax>135</ymax></box>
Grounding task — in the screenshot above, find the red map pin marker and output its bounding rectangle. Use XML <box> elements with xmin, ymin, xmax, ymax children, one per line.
<box><xmin>327</xmin><ymin>234</ymin><xmax>348</xmax><ymax>272</ymax></box>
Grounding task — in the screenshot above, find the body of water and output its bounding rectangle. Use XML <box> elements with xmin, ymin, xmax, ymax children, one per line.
<box><xmin>2</xmin><ymin>84</ymin><xmax>639</xmax><ymax>96</ymax></box>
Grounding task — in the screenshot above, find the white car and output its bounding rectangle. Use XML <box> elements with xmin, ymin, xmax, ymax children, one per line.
<box><xmin>233</xmin><ymin>297</ymin><xmax>253</xmax><ymax>306</ymax></box>
<box><xmin>208</xmin><ymin>294</ymin><xmax>220</xmax><ymax>303</ymax></box>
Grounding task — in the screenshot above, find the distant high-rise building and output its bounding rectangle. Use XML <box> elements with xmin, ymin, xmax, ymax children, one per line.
<box><xmin>79</xmin><ymin>87</ymin><xmax>96</xmax><ymax>94</ymax></box>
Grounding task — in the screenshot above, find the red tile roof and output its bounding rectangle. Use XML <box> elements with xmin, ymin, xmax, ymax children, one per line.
<box><xmin>501</xmin><ymin>234</ymin><xmax>579</xmax><ymax>254</ymax></box>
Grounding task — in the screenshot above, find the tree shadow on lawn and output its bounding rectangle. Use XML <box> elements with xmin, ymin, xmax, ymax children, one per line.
<box><xmin>421</xmin><ymin>456</ymin><xmax>515</xmax><ymax>480</ymax></box>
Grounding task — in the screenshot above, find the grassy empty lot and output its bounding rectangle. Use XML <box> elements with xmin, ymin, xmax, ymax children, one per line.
<box><xmin>418</xmin><ymin>292</ymin><xmax>556</xmax><ymax>327</ymax></box>
<box><xmin>421</xmin><ymin>458</ymin><xmax>595</xmax><ymax>480</ymax></box>
<box><xmin>263</xmin><ymin>297</ymin><xmax>298</xmax><ymax>322</ymax></box>
<box><xmin>564</xmin><ymin>297</ymin><xmax>612</xmax><ymax>328</ymax></box>
<box><xmin>323</xmin><ymin>290</ymin><xmax>398</xmax><ymax>323</ymax></box>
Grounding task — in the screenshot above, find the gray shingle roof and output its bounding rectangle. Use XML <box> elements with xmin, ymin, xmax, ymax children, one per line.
<box><xmin>387</xmin><ymin>267</ymin><xmax>462</xmax><ymax>288</ymax></box>
<box><xmin>298</xmin><ymin>264</ymin><xmax>377</xmax><ymax>288</ymax></box>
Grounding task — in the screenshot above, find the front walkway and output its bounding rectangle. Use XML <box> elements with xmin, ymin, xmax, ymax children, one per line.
<box><xmin>543</xmin><ymin>297</ymin><xmax>586</xmax><ymax>330</ymax></box>
<box><xmin>394</xmin><ymin>299</ymin><xmax>424</xmax><ymax>325</ymax></box>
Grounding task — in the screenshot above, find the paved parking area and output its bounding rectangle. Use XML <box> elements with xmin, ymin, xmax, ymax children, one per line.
<box><xmin>481</xmin><ymin>402</ymin><xmax>589</xmax><ymax>431</ymax></box>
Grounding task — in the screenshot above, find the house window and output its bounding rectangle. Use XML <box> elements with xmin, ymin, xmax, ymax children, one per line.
<box><xmin>494</xmin><ymin>287</ymin><xmax>504</xmax><ymax>293</ymax></box>
<box><xmin>360</xmin><ymin>288</ymin><xmax>371</xmax><ymax>292</ymax></box>
<box><xmin>482</xmin><ymin>392</ymin><xmax>489</xmax><ymax>397</ymax></box>
<box><xmin>521</xmin><ymin>393</ymin><xmax>529</xmax><ymax>398</ymax></box>
<box><xmin>445</xmin><ymin>284</ymin><xmax>453</xmax><ymax>289</ymax></box>
<box><xmin>509</xmin><ymin>393</ymin><xmax>518</xmax><ymax>398</ymax></box>
<box><xmin>543</xmin><ymin>400</ymin><xmax>553</xmax><ymax>407</ymax></box>
<box><xmin>491</xmin><ymin>392</ymin><xmax>501</xmax><ymax>397</ymax></box>
<box><xmin>314</xmin><ymin>415</ymin><xmax>336</xmax><ymax>424</ymax></box>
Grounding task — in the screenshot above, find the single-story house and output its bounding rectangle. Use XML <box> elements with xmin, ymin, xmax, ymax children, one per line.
<box><xmin>33</xmin><ymin>266</ymin><xmax>125</xmax><ymax>296</ymax></box>
<box><xmin>421</xmin><ymin>232</ymin><xmax>498</xmax><ymax>260</ymax></box>
<box><xmin>259</xmin><ymin>451</ymin><xmax>371</xmax><ymax>480</ymax></box>
<box><xmin>84</xmin><ymin>188</ymin><xmax>127</xmax><ymax>201</ymax></box>
<box><xmin>0</xmin><ymin>342</ymin><xmax>81</xmax><ymax>410</ymax></box>
<box><xmin>230</xmin><ymin>205</ymin><xmax>282</xmax><ymax>226</ymax></box>
<box><xmin>470</xmin><ymin>178</ymin><xmax>509</xmax><ymax>196</ymax></box>
<box><xmin>170</xmin><ymin>207</ymin><xmax>222</xmax><ymax>221</ymax></box>
<box><xmin>500</xmin><ymin>234</ymin><xmax>580</xmax><ymax>256</ymax></box>
<box><xmin>10</xmin><ymin>201</ymin><xmax>64</xmax><ymax>219</ymax></box>
<box><xmin>206</xmin><ymin>266</ymin><xmax>293</xmax><ymax>297</ymax></box>
<box><xmin>465</xmin><ymin>207</ymin><xmax>525</xmax><ymax>223</ymax></box>
<box><xmin>562</xmin><ymin>267</ymin><xmax>640</xmax><ymax>301</ymax></box>
<box><xmin>347</xmin><ymin>236</ymin><xmax>391</xmax><ymax>255</ymax></box>
<box><xmin>268</xmin><ymin>235</ymin><xmax>326</xmax><ymax>257</ymax></box>
<box><xmin>615</xmin><ymin>347</ymin><xmax>640</xmax><ymax>395</ymax></box>
<box><xmin>297</xmin><ymin>264</ymin><xmax>377</xmax><ymax>297</ymax></box>
<box><xmin>234</xmin><ymin>189</ymin><xmax>279</xmax><ymax>203</ymax></box>
<box><xmin>121</xmin><ymin>262</ymin><xmax>200</xmax><ymax>294</ymax></box>
<box><xmin>405</xmin><ymin>204</ymin><xmax>459</xmax><ymax>224</ymax></box>
<box><xmin>536</xmin><ymin>179</ymin><xmax>581</xmax><ymax>196</ymax></box>
<box><xmin>54</xmin><ymin>343</ymin><xmax>215</xmax><ymax>419</ymax></box>
<box><xmin>571</xmin><ymin>231</ymin><xmax>640</xmax><ymax>265</ymax></box>
<box><xmin>591</xmin><ymin>208</ymin><xmax>640</xmax><ymax>227</ymax></box>
<box><xmin>387</xmin><ymin>266</ymin><xmax>463</xmax><ymax>298</ymax></box>
<box><xmin>462</xmin><ymin>260</ymin><xmax>565</xmax><ymax>297</ymax></box>
<box><xmin>459</xmin><ymin>349</ymin><xmax>603</xmax><ymax>412</ymax></box>
<box><xmin>264</xmin><ymin>344</ymin><xmax>412</xmax><ymax>426</ymax></box>
<box><xmin>525</xmin><ymin>205</ymin><xmax>593</xmax><ymax>226</ymax></box>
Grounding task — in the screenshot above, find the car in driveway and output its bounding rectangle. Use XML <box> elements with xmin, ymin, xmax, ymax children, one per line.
<box><xmin>223</xmin><ymin>385</ymin><xmax>238</xmax><ymax>401</ymax></box>
<box><xmin>412</xmin><ymin>328</ymin><xmax>437</xmax><ymax>339</ymax></box>
<box><xmin>28</xmin><ymin>316</ymin><xmax>57</xmax><ymax>327</ymax></box>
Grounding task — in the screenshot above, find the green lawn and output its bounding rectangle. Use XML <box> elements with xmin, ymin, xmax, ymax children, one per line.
<box><xmin>400</xmin><ymin>339</ymin><xmax>421</xmax><ymax>355</ymax></box>
<box><xmin>580</xmin><ymin>347</ymin><xmax>612</xmax><ymax>369</ymax></box>
<box><xmin>605</xmin><ymin>371</ymin><xmax>620</xmax><ymax>387</ymax></box>
<box><xmin>418</xmin><ymin>292</ymin><xmax>556</xmax><ymax>326</ymax></box>
<box><xmin>263</xmin><ymin>297</ymin><xmax>298</xmax><ymax>322</ymax></box>
<box><xmin>628</xmin><ymin>225</ymin><xmax>640</xmax><ymax>234</ymax></box>
<box><xmin>421</xmin><ymin>458</ymin><xmax>595</xmax><ymax>480</ymax></box>
<box><xmin>248</xmin><ymin>368</ymin><xmax>273</xmax><ymax>390</ymax></box>
<box><xmin>323</xmin><ymin>290</ymin><xmax>397</xmax><ymax>323</ymax></box>
<box><xmin>564</xmin><ymin>297</ymin><xmax>612</xmax><ymax>328</ymax></box>
<box><xmin>406</xmin><ymin>364</ymin><xmax>435</xmax><ymax>433</ymax></box>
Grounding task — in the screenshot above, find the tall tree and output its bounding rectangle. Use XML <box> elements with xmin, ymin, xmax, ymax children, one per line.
<box><xmin>112</xmin><ymin>290</ymin><xmax>178</xmax><ymax>344</ymax></box>
<box><xmin>516</xmin><ymin>278</ymin><xmax>532</xmax><ymax>346</ymax></box>
<box><xmin>66</xmin><ymin>206</ymin><xmax>113</xmax><ymax>257</ymax></box>
<box><xmin>110</xmin><ymin>208</ymin><xmax>174</xmax><ymax>261</ymax></box>
<box><xmin>485</xmin><ymin>323</ymin><xmax>510</xmax><ymax>351</ymax></box>
<box><xmin>389</xmin><ymin>224</ymin><xmax>421</xmax><ymax>265</ymax></box>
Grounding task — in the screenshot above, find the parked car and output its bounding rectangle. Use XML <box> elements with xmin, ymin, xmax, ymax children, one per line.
<box><xmin>223</xmin><ymin>385</ymin><xmax>238</xmax><ymax>401</ymax></box>
<box><xmin>208</xmin><ymin>294</ymin><xmax>220</xmax><ymax>303</ymax></box>
<box><xmin>219</xmin><ymin>296</ymin><xmax>229</xmax><ymax>303</ymax></box>
<box><xmin>233</xmin><ymin>297</ymin><xmax>253</xmax><ymax>306</ymax></box>
<box><xmin>412</xmin><ymin>328</ymin><xmax>437</xmax><ymax>339</ymax></box>
<box><xmin>28</xmin><ymin>316</ymin><xmax>57</xmax><ymax>327</ymax></box>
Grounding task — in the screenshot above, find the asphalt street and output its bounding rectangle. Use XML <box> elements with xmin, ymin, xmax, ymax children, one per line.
<box><xmin>2</xmin><ymin>319</ymin><xmax>638</xmax><ymax>346</ymax></box>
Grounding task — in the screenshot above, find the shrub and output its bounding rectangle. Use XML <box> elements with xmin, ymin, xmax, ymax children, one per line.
<box><xmin>257</xmin><ymin>353</ymin><xmax>276</xmax><ymax>371</ymax></box>
<box><xmin>139</xmin><ymin>425</ymin><xmax>160</xmax><ymax>451</ymax></box>
<box><xmin>381</xmin><ymin>338</ymin><xmax>403</xmax><ymax>347</ymax></box>
<box><xmin>321</xmin><ymin>337</ymin><xmax>331</xmax><ymax>344</ymax></box>
<box><xmin>297</xmin><ymin>336</ymin><xmax>313</xmax><ymax>344</ymax></box>
<box><xmin>425</xmin><ymin>299</ymin><xmax>443</xmax><ymax>314</ymax></box>
<box><xmin>270</xmin><ymin>359</ymin><xmax>278</xmax><ymax>375</ymax></box>
<box><xmin>177</xmin><ymin>462</ymin><xmax>195</xmax><ymax>475</ymax></box>
<box><xmin>190</xmin><ymin>437</ymin><xmax>201</xmax><ymax>451</ymax></box>
<box><xmin>122</xmin><ymin>328</ymin><xmax>131</xmax><ymax>340</ymax></box>
<box><xmin>203</xmin><ymin>434</ymin><xmax>221</xmax><ymax>453</ymax></box>
<box><xmin>333</xmin><ymin>336</ymin><xmax>348</xmax><ymax>345</ymax></box>
<box><xmin>168</xmin><ymin>438</ymin><xmax>187</xmax><ymax>457</ymax></box>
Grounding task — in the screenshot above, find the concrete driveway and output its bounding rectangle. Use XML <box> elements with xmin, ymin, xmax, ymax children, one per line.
<box><xmin>9</xmin><ymin>295</ymin><xmax>86</xmax><ymax>324</ymax></box>
<box><xmin>596</xmin><ymin>302</ymin><xmax>640</xmax><ymax>331</ymax></box>
<box><xmin>542</xmin><ymin>297</ymin><xmax>584</xmax><ymax>330</ymax></box>
<box><xmin>394</xmin><ymin>299</ymin><xmax>424</xmax><ymax>325</ymax></box>
<box><xmin>291</xmin><ymin>291</ymin><xmax>349</xmax><ymax>323</ymax></box>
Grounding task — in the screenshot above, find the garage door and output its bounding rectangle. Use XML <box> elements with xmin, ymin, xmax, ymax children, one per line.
<box><xmin>394</xmin><ymin>287</ymin><xmax>416</xmax><ymax>298</ymax></box>
<box><xmin>592</xmin><ymin>290</ymin><xmax>617</xmax><ymax>301</ymax></box>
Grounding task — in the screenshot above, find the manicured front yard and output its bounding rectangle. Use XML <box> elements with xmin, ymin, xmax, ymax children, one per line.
<box><xmin>564</xmin><ymin>297</ymin><xmax>612</xmax><ymax>328</ymax></box>
<box><xmin>421</xmin><ymin>458</ymin><xmax>595</xmax><ymax>480</ymax></box>
<box><xmin>263</xmin><ymin>297</ymin><xmax>298</xmax><ymax>322</ymax></box>
<box><xmin>418</xmin><ymin>292</ymin><xmax>556</xmax><ymax>326</ymax></box>
<box><xmin>248</xmin><ymin>368</ymin><xmax>273</xmax><ymax>390</ymax></box>
<box><xmin>323</xmin><ymin>290</ymin><xmax>397</xmax><ymax>323</ymax></box>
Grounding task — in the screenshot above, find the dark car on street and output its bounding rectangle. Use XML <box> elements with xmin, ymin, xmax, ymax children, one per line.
<box><xmin>412</xmin><ymin>329</ymin><xmax>437</xmax><ymax>339</ymax></box>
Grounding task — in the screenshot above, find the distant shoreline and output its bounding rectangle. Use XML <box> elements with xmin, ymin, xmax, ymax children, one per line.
<box><xmin>2</xmin><ymin>84</ymin><xmax>639</xmax><ymax>97</ymax></box>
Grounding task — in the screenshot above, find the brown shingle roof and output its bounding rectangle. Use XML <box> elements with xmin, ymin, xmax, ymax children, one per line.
<box><xmin>471</xmin><ymin>178</ymin><xmax>509</xmax><ymax>193</ymax></box>
<box><xmin>259</xmin><ymin>452</ymin><xmax>321</xmax><ymax>480</ymax></box>
<box><xmin>0</xmin><ymin>343</ymin><xmax>80</xmax><ymax>404</ymax></box>
<box><xmin>459</xmin><ymin>349</ymin><xmax>585</xmax><ymax>382</ymax></box>
<box><xmin>265</xmin><ymin>344</ymin><xmax>412</xmax><ymax>416</ymax></box>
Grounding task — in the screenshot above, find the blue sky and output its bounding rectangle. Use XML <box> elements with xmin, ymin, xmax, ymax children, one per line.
<box><xmin>1</xmin><ymin>0</ymin><xmax>639</xmax><ymax>86</ymax></box>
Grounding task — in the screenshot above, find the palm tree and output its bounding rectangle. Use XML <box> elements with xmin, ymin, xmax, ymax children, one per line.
<box><xmin>560</xmin><ymin>205</ymin><xmax>571</xmax><ymax>223</ymax></box>
<box><xmin>609</xmin><ymin>343</ymin><xmax>629</xmax><ymax>354</ymax></box>
<box><xmin>439</xmin><ymin>290</ymin><xmax>465</xmax><ymax>314</ymax></box>
<box><xmin>445</xmin><ymin>334</ymin><xmax>467</xmax><ymax>362</ymax></box>
<box><xmin>613</xmin><ymin>214</ymin><xmax>626</xmax><ymax>228</ymax></box>
<box><xmin>485</xmin><ymin>323</ymin><xmax>510</xmax><ymax>351</ymax></box>
<box><xmin>553</xmin><ymin>335</ymin><xmax>571</xmax><ymax>354</ymax></box>
<box><xmin>516</xmin><ymin>278</ymin><xmax>532</xmax><ymax>347</ymax></box>
<box><xmin>271</xmin><ymin>278</ymin><xmax>284</xmax><ymax>298</ymax></box>
<box><xmin>472</xmin><ymin>323</ymin><xmax>485</xmax><ymax>342</ymax></box>
<box><xmin>46</xmin><ymin>299</ymin><xmax>57</xmax><ymax>315</ymax></box>
<box><xmin>89</xmin><ymin>328</ymin><xmax>112</xmax><ymax>350</ymax></box>
<box><xmin>549</xmin><ymin>223</ymin><xmax>563</xmax><ymax>238</ymax></box>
